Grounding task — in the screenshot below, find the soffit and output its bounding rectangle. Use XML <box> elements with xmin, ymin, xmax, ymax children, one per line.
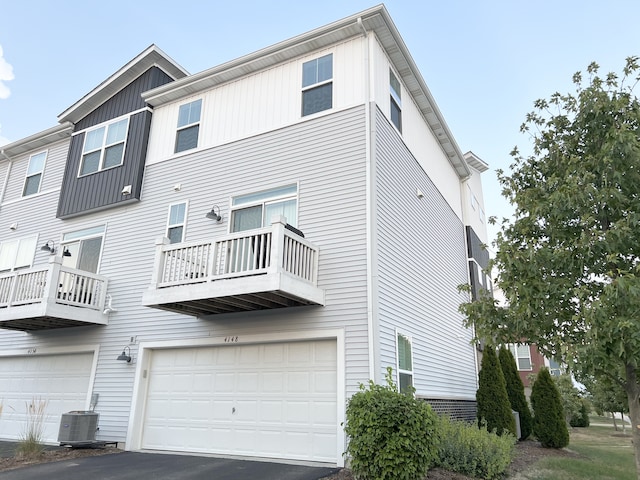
<box><xmin>0</xmin><ymin>122</ymin><xmax>74</xmax><ymax>158</ymax></box>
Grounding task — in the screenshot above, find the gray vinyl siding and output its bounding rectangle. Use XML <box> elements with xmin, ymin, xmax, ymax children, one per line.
<box><xmin>0</xmin><ymin>105</ymin><xmax>370</xmax><ymax>442</ymax></box>
<box><xmin>373</xmin><ymin>108</ymin><xmax>477</xmax><ymax>399</ymax></box>
<box><xmin>57</xmin><ymin>110</ymin><xmax>152</xmax><ymax>218</ymax></box>
<box><xmin>74</xmin><ymin>67</ymin><xmax>173</xmax><ymax>131</ymax></box>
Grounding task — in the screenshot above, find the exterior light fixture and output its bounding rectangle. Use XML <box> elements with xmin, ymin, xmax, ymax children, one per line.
<box><xmin>117</xmin><ymin>346</ymin><xmax>132</xmax><ymax>363</ymax></box>
<box><xmin>63</xmin><ymin>247</ymin><xmax>72</xmax><ymax>257</ymax></box>
<box><xmin>40</xmin><ymin>240</ymin><xmax>56</xmax><ymax>254</ymax></box>
<box><xmin>205</xmin><ymin>205</ymin><xmax>222</xmax><ymax>222</ymax></box>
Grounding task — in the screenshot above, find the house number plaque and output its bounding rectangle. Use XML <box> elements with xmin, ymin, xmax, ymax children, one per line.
<box><xmin>224</xmin><ymin>336</ymin><xmax>239</xmax><ymax>343</ymax></box>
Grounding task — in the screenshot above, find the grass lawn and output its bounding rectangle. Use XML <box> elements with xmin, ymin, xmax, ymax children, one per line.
<box><xmin>511</xmin><ymin>425</ymin><xmax>635</xmax><ymax>480</ymax></box>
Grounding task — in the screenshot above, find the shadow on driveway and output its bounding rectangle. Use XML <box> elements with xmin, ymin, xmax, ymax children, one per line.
<box><xmin>1</xmin><ymin>451</ymin><xmax>340</xmax><ymax>480</ymax></box>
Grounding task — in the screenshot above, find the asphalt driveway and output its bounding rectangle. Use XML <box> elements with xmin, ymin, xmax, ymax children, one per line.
<box><xmin>0</xmin><ymin>450</ymin><xmax>340</xmax><ymax>480</ymax></box>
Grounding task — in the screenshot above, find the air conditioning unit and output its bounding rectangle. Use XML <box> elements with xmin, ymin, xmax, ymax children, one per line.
<box><xmin>58</xmin><ymin>411</ymin><xmax>99</xmax><ymax>444</ymax></box>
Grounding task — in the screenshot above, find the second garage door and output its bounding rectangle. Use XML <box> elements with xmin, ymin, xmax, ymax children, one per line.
<box><xmin>141</xmin><ymin>339</ymin><xmax>337</xmax><ymax>463</ymax></box>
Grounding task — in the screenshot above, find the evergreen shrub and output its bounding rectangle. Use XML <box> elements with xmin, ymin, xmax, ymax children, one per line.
<box><xmin>476</xmin><ymin>346</ymin><xmax>516</xmax><ymax>436</ymax></box>
<box><xmin>531</xmin><ymin>367</ymin><xmax>570</xmax><ymax>448</ymax></box>
<box><xmin>343</xmin><ymin>367</ymin><xmax>440</xmax><ymax>480</ymax></box>
<box><xmin>498</xmin><ymin>346</ymin><xmax>532</xmax><ymax>440</ymax></box>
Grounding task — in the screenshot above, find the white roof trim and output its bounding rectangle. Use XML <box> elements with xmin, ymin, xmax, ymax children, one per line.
<box><xmin>0</xmin><ymin>122</ymin><xmax>74</xmax><ymax>158</ymax></box>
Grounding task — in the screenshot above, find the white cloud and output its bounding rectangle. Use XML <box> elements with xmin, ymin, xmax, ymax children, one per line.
<box><xmin>0</xmin><ymin>44</ymin><xmax>15</xmax><ymax>100</ymax></box>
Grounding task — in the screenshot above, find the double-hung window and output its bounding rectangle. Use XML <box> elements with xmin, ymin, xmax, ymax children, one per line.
<box><xmin>0</xmin><ymin>235</ymin><xmax>37</xmax><ymax>272</ymax></box>
<box><xmin>61</xmin><ymin>225</ymin><xmax>105</xmax><ymax>274</ymax></box>
<box><xmin>302</xmin><ymin>54</ymin><xmax>333</xmax><ymax>116</ymax></box>
<box><xmin>166</xmin><ymin>202</ymin><xmax>187</xmax><ymax>243</ymax></box>
<box><xmin>231</xmin><ymin>184</ymin><xmax>298</xmax><ymax>233</ymax></box>
<box><xmin>175</xmin><ymin>99</ymin><xmax>202</xmax><ymax>153</ymax></box>
<box><xmin>397</xmin><ymin>332</ymin><xmax>414</xmax><ymax>394</ymax></box>
<box><xmin>23</xmin><ymin>151</ymin><xmax>47</xmax><ymax>196</ymax></box>
<box><xmin>508</xmin><ymin>343</ymin><xmax>533</xmax><ymax>371</ymax></box>
<box><xmin>80</xmin><ymin>118</ymin><xmax>129</xmax><ymax>176</ymax></box>
<box><xmin>390</xmin><ymin>70</ymin><xmax>402</xmax><ymax>132</ymax></box>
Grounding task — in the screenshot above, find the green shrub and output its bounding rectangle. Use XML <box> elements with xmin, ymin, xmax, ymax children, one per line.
<box><xmin>476</xmin><ymin>346</ymin><xmax>516</xmax><ymax>436</ymax></box>
<box><xmin>499</xmin><ymin>346</ymin><xmax>532</xmax><ymax>440</ymax></box>
<box><xmin>531</xmin><ymin>367</ymin><xmax>569</xmax><ymax>448</ymax></box>
<box><xmin>570</xmin><ymin>400</ymin><xmax>590</xmax><ymax>428</ymax></box>
<box><xmin>343</xmin><ymin>367</ymin><xmax>440</xmax><ymax>480</ymax></box>
<box><xmin>436</xmin><ymin>415</ymin><xmax>516</xmax><ymax>480</ymax></box>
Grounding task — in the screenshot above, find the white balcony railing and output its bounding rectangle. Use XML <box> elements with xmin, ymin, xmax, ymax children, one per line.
<box><xmin>149</xmin><ymin>216</ymin><xmax>319</xmax><ymax>290</ymax></box>
<box><xmin>0</xmin><ymin>257</ymin><xmax>108</xmax><ymax>312</ymax></box>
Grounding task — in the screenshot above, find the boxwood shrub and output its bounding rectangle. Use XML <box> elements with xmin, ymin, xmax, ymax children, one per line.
<box><xmin>343</xmin><ymin>367</ymin><xmax>440</xmax><ymax>480</ymax></box>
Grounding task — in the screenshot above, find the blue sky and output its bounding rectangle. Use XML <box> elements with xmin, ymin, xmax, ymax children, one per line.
<box><xmin>1</xmin><ymin>0</ymin><xmax>639</xmax><ymax>244</ymax></box>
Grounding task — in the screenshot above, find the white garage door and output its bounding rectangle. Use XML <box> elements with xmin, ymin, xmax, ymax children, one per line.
<box><xmin>142</xmin><ymin>340</ymin><xmax>337</xmax><ymax>463</ymax></box>
<box><xmin>0</xmin><ymin>352</ymin><xmax>94</xmax><ymax>442</ymax></box>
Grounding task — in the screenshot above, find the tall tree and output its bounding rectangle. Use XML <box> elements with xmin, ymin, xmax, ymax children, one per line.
<box><xmin>476</xmin><ymin>346</ymin><xmax>516</xmax><ymax>436</ymax></box>
<box><xmin>459</xmin><ymin>57</ymin><xmax>640</xmax><ymax>476</ymax></box>
<box><xmin>498</xmin><ymin>346</ymin><xmax>532</xmax><ymax>439</ymax></box>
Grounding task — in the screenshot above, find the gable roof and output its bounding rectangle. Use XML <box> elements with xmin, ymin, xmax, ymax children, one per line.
<box><xmin>141</xmin><ymin>5</ymin><xmax>472</xmax><ymax>178</ymax></box>
<box><xmin>57</xmin><ymin>45</ymin><xmax>188</xmax><ymax>125</ymax></box>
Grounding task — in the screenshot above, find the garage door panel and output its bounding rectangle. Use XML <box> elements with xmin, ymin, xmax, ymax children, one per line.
<box><xmin>0</xmin><ymin>352</ymin><xmax>93</xmax><ymax>443</ymax></box>
<box><xmin>142</xmin><ymin>340</ymin><xmax>337</xmax><ymax>462</ymax></box>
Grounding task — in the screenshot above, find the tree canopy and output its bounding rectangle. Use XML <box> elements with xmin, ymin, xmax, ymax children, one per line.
<box><xmin>459</xmin><ymin>57</ymin><xmax>640</xmax><ymax>475</ymax></box>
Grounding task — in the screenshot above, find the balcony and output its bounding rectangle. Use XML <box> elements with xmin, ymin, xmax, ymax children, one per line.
<box><xmin>0</xmin><ymin>257</ymin><xmax>109</xmax><ymax>331</ymax></box>
<box><xmin>142</xmin><ymin>216</ymin><xmax>324</xmax><ymax>316</ymax></box>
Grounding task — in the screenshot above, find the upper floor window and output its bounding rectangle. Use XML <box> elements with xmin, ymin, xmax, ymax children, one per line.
<box><xmin>79</xmin><ymin>118</ymin><xmax>129</xmax><ymax>176</ymax></box>
<box><xmin>508</xmin><ymin>343</ymin><xmax>533</xmax><ymax>371</ymax></box>
<box><xmin>166</xmin><ymin>202</ymin><xmax>187</xmax><ymax>243</ymax></box>
<box><xmin>390</xmin><ymin>70</ymin><xmax>402</xmax><ymax>132</ymax></box>
<box><xmin>231</xmin><ymin>184</ymin><xmax>297</xmax><ymax>233</ymax></box>
<box><xmin>61</xmin><ymin>225</ymin><xmax>105</xmax><ymax>274</ymax></box>
<box><xmin>397</xmin><ymin>332</ymin><xmax>414</xmax><ymax>394</ymax></box>
<box><xmin>175</xmin><ymin>99</ymin><xmax>202</xmax><ymax>153</ymax></box>
<box><xmin>0</xmin><ymin>235</ymin><xmax>37</xmax><ymax>272</ymax></box>
<box><xmin>23</xmin><ymin>151</ymin><xmax>47</xmax><ymax>196</ymax></box>
<box><xmin>302</xmin><ymin>54</ymin><xmax>333</xmax><ymax>116</ymax></box>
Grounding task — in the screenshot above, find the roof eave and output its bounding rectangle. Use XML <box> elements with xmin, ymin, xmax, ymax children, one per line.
<box><xmin>57</xmin><ymin>45</ymin><xmax>189</xmax><ymax>125</ymax></box>
<box><xmin>0</xmin><ymin>122</ymin><xmax>74</xmax><ymax>158</ymax></box>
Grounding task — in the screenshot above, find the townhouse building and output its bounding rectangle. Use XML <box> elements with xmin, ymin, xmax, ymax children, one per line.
<box><xmin>0</xmin><ymin>5</ymin><xmax>489</xmax><ymax>466</ymax></box>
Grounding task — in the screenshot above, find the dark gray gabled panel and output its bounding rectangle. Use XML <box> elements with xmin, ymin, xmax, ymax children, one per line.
<box><xmin>57</xmin><ymin>67</ymin><xmax>173</xmax><ymax>218</ymax></box>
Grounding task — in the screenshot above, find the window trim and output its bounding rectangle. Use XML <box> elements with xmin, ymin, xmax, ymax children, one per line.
<box><xmin>508</xmin><ymin>343</ymin><xmax>533</xmax><ymax>371</ymax></box>
<box><xmin>389</xmin><ymin>69</ymin><xmax>402</xmax><ymax>133</ymax></box>
<box><xmin>230</xmin><ymin>183</ymin><xmax>299</xmax><ymax>232</ymax></box>
<box><xmin>301</xmin><ymin>53</ymin><xmax>333</xmax><ymax>117</ymax></box>
<box><xmin>396</xmin><ymin>330</ymin><xmax>414</xmax><ymax>394</ymax></box>
<box><xmin>0</xmin><ymin>234</ymin><xmax>38</xmax><ymax>272</ymax></box>
<box><xmin>174</xmin><ymin>99</ymin><xmax>203</xmax><ymax>153</ymax></box>
<box><xmin>61</xmin><ymin>225</ymin><xmax>106</xmax><ymax>274</ymax></box>
<box><xmin>22</xmin><ymin>150</ymin><xmax>47</xmax><ymax>197</ymax></box>
<box><xmin>78</xmin><ymin>116</ymin><xmax>129</xmax><ymax>177</ymax></box>
<box><xmin>166</xmin><ymin>201</ymin><xmax>188</xmax><ymax>244</ymax></box>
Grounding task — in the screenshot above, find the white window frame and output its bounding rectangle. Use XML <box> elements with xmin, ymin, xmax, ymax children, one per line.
<box><xmin>23</xmin><ymin>151</ymin><xmax>47</xmax><ymax>197</ymax></box>
<box><xmin>508</xmin><ymin>343</ymin><xmax>533</xmax><ymax>371</ymax></box>
<box><xmin>389</xmin><ymin>69</ymin><xmax>402</xmax><ymax>133</ymax></box>
<box><xmin>0</xmin><ymin>235</ymin><xmax>38</xmax><ymax>272</ymax></box>
<box><xmin>396</xmin><ymin>330</ymin><xmax>414</xmax><ymax>394</ymax></box>
<box><xmin>166</xmin><ymin>201</ymin><xmax>188</xmax><ymax>244</ymax></box>
<box><xmin>175</xmin><ymin>99</ymin><xmax>202</xmax><ymax>153</ymax></box>
<box><xmin>301</xmin><ymin>53</ymin><xmax>333</xmax><ymax>117</ymax></box>
<box><xmin>230</xmin><ymin>184</ymin><xmax>299</xmax><ymax>232</ymax></box>
<box><xmin>61</xmin><ymin>225</ymin><xmax>106</xmax><ymax>274</ymax></box>
<box><xmin>78</xmin><ymin>117</ymin><xmax>129</xmax><ymax>177</ymax></box>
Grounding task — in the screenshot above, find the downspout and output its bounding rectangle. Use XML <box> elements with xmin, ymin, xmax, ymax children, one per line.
<box><xmin>358</xmin><ymin>17</ymin><xmax>379</xmax><ymax>384</ymax></box>
<box><xmin>0</xmin><ymin>149</ymin><xmax>12</xmax><ymax>205</ymax></box>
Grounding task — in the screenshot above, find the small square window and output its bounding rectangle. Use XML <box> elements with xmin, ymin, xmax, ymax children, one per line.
<box><xmin>302</xmin><ymin>54</ymin><xmax>333</xmax><ymax>117</ymax></box>
<box><xmin>175</xmin><ymin>100</ymin><xmax>202</xmax><ymax>153</ymax></box>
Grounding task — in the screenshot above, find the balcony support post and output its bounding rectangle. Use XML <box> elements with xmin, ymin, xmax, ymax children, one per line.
<box><xmin>267</xmin><ymin>215</ymin><xmax>287</xmax><ymax>275</ymax></box>
<box><xmin>149</xmin><ymin>236</ymin><xmax>171</xmax><ymax>289</ymax></box>
<box><xmin>43</xmin><ymin>256</ymin><xmax>63</xmax><ymax>307</ymax></box>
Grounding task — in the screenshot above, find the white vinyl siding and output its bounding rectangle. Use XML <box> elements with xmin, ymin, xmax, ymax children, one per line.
<box><xmin>374</xmin><ymin>108</ymin><xmax>477</xmax><ymax>398</ymax></box>
<box><xmin>145</xmin><ymin>38</ymin><xmax>365</xmax><ymax>165</ymax></box>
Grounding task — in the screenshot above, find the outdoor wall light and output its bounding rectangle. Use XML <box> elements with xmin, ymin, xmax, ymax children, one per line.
<box><xmin>63</xmin><ymin>247</ymin><xmax>72</xmax><ymax>257</ymax></box>
<box><xmin>116</xmin><ymin>346</ymin><xmax>132</xmax><ymax>363</ymax></box>
<box><xmin>40</xmin><ymin>240</ymin><xmax>56</xmax><ymax>254</ymax></box>
<box><xmin>205</xmin><ymin>205</ymin><xmax>222</xmax><ymax>222</ymax></box>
